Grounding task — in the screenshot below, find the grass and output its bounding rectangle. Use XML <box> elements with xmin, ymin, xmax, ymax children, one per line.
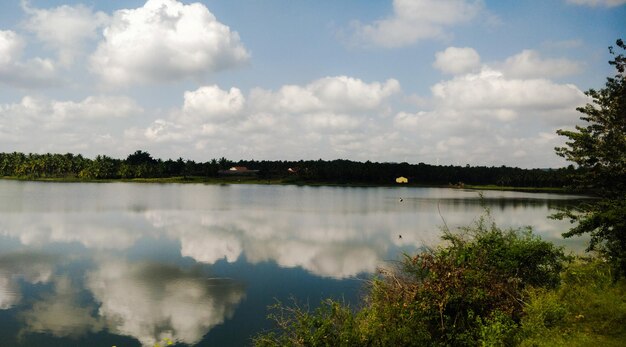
<box><xmin>520</xmin><ymin>258</ymin><xmax>626</xmax><ymax>346</ymax></box>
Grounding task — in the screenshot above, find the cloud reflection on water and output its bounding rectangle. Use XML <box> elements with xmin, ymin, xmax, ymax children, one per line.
<box><xmin>86</xmin><ymin>260</ymin><xmax>245</xmax><ymax>346</ymax></box>
<box><xmin>0</xmin><ymin>253</ymin><xmax>245</xmax><ymax>347</ymax></box>
<box><xmin>0</xmin><ymin>188</ymin><xmax>582</xmax><ymax>280</ymax></box>
<box><xmin>0</xmin><ymin>183</ymin><xmax>585</xmax><ymax>345</ymax></box>
<box><xmin>0</xmin><ymin>252</ymin><xmax>57</xmax><ymax>309</ymax></box>
<box><xmin>19</xmin><ymin>276</ymin><xmax>103</xmax><ymax>338</ymax></box>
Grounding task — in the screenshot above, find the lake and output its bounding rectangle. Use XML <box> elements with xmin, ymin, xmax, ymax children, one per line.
<box><xmin>0</xmin><ymin>180</ymin><xmax>585</xmax><ymax>346</ymax></box>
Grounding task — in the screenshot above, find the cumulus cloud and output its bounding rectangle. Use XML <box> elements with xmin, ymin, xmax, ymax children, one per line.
<box><xmin>392</xmin><ymin>57</ymin><xmax>588</xmax><ymax>166</ymax></box>
<box><xmin>90</xmin><ymin>0</ymin><xmax>249</xmax><ymax>86</ymax></box>
<box><xmin>566</xmin><ymin>0</ymin><xmax>626</xmax><ymax>7</ymax></box>
<box><xmin>51</xmin><ymin>96</ymin><xmax>143</xmax><ymax>121</ymax></box>
<box><xmin>181</xmin><ymin>85</ymin><xmax>245</xmax><ymax>122</ymax></box>
<box><xmin>0</xmin><ymin>94</ymin><xmax>142</xmax><ymax>156</ymax></box>
<box><xmin>132</xmin><ymin>76</ymin><xmax>400</xmax><ymax>159</ymax></box>
<box><xmin>0</xmin><ymin>95</ymin><xmax>141</xmax><ymax>131</ymax></box>
<box><xmin>21</xmin><ymin>1</ymin><xmax>109</xmax><ymax>66</ymax></box>
<box><xmin>0</xmin><ymin>30</ymin><xmax>57</xmax><ymax>88</ymax></box>
<box><xmin>250</xmin><ymin>76</ymin><xmax>400</xmax><ymax>113</ymax></box>
<box><xmin>433</xmin><ymin>46</ymin><xmax>481</xmax><ymax>74</ymax></box>
<box><xmin>499</xmin><ymin>49</ymin><xmax>582</xmax><ymax>78</ymax></box>
<box><xmin>125</xmin><ymin>56</ymin><xmax>589</xmax><ymax>167</ymax></box>
<box><xmin>430</xmin><ymin>68</ymin><xmax>586</xmax><ymax>118</ymax></box>
<box><xmin>350</xmin><ymin>0</ymin><xmax>483</xmax><ymax>48</ymax></box>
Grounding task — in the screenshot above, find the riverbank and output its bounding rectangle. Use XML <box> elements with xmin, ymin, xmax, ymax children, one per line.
<box><xmin>463</xmin><ymin>184</ymin><xmax>567</xmax><ymax>193</ymax></box>
<box><xmin>0</xmin><ymin>176</ymin><xmax>568</xmax><ymax>193</ymax></box>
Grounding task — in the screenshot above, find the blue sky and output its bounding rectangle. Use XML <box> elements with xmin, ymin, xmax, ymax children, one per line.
<box><xmin>0</xmin><ymin>0</ymin><xmax>624</xmax><ymax>167</ymax></box>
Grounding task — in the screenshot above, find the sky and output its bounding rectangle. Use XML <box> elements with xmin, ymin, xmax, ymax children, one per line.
<box><xmin>0</xmin><ymin>0</ymin><xmax>624</xmax><ymax>168</ymax></box>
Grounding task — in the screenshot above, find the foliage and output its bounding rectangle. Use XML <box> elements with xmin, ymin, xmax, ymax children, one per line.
<box><xmin>254</xmin><ymin>299</ymin><xmax>362</xmax><ymax>347</ymax></box>
<box><xmin>0</xmin><ymin>151</ymin><xmax>220</xmax><ymax>180</ymax></box>
<box><xmin>554</xmin><ymin>39</ymin><xmax>626</xmax><ymax>276</ymax></box>
<box><xmin>253</xmin><ymin>215</ymin><xmax>566</xmax><ymax>346</ymax></box>
<box><xmin>520</xmin><ymin>258</ymin><xmax>626</xmax><ymax>346</ymax></box>
<box><xmin>0</xmin><ymin>151</ymin><xmax>572</xmax><ymax>188</ymax></box>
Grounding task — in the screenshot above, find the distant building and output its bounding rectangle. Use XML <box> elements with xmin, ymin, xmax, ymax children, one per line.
<box><xmin>218</xmin><ymin>166</ymin><xmax>259</xmax><ymax>176</ymax></box>
<box><xmin>396</xmin><ymin>176</ymin><xmax>408</xmax><ymax>184</ymax></box>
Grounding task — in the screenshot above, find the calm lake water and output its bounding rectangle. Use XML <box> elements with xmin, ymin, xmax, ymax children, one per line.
<box><xmin>0</xmin><ymin>180</ymin><xmax>585</xmax><ymax>346</ymax></box>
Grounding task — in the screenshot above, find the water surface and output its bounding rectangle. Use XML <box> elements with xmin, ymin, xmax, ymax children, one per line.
<box><xmin>0</xmin><ymin>180</ymin><xmax>584</xmax><ymax>346</ymax></box>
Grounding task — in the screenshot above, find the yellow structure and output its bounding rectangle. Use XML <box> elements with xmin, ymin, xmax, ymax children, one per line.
<box><xmin>395</xmin><ymin>176</ymin><xmax>408</xmax><ymax>184</ymax></box>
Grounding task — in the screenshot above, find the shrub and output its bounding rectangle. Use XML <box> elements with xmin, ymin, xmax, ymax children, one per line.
<box><xmin>254</xmin><ymin>214</ymin><xmax>567</xmax><ymax>346</ymax></box>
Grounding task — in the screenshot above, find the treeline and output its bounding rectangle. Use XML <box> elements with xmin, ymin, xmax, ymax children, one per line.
<box><xmin>0</xmin><ymin>150</ymin><xmax>573</xmax><ymax>187</ymax></box>
<box><xmin>0</xmin><ymin>151</ymin><xmax>221</xmax><ymax>179</ymax></box>
<box><xmin>241</xmin><ymin>159</ymin><xmax>572</xmax><ymax>187</ymax></box>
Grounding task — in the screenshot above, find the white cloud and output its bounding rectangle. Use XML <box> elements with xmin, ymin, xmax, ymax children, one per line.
<box><xmin>21</xmin><ymin>2</ymin><xmax>109</xmax><ymax>66</ymax></box>
<box><xmin>303</xmin><ymin>112</ymin><xmax>361</xmax><ymax>131</ymax></box>
<box><xmin>431</xmin><ymin>68</ymin><xmax>586</xmax><ymax>117</ymax></box>
<box><xmin>433</xmin><ymin>46</ymin><xmax>481</xmax><ymax>74</ymax></box>
<box><xmin>566</xmin><ymin>0</ymin><xmax>626</xmax><ymax>7</ymax></box>
<box><xmin>0</xmin><ymin>95</ymin><xmax>142</xmax><ymax>155</ymax></box>
<box><xmin>91</xmin><ymin>0</ymin><xmax>249</xmax><ymax>86</ymax></box>
<box><xmin>133</xmin><ymin>76</ymin><xmax>400</xmax><ymax>159</ymax></box>
<box><xmin>0</xmin><ymin>30</ymin><xmax>57</xmax><ymax>88</ymax></box>
<box><xmin>351</xmin><ymin>0</ymin><xmax>483</xmax><ymax>48</ymax></box>
<box><xmin>181</xmin><ymin>85</ymin><xmax>245</xmax><ymax>122</ymax></box>
<box><xmin>0</xmin><ymin>95</ymin><xmax>141</xmax><ymax>128</ymax></box>
<box><xmin>499</xmin><ymin>49</ymin><xmax>582</xmax><ymax>78</ymax></box>
<box><xmin>250</xmin><ymin>76</ymin><xmax>400</xmax><ymax>113</ymax></box>
<box><xmin>52</xmin><ymin>96</ymin><xmax>143</xmax><ymax>121</ymax></box>
<box><xmin>392</xmin><ymin>57</ymin><xmax>589</xmax><ymax>167</ymax></box>
<box><xmin>0</xmin><ymin>30</ymin><xmax>23</xmax><ymax>65</ymax></box>
<box><xmin>142</xmin><ymin>119</ymin><xmax>191</xmax><ymax>143</ymax></box>
<box><xmin>125</xmin><ymin>61</ymin><xmax>588</xmax><ymax>167</ymax></box>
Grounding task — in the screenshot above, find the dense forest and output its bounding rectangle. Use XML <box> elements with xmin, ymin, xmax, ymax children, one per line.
<box><xmin>0</xmin><ymin>150</ymin><xmax>573</xmax><ymax>188</ymax></box>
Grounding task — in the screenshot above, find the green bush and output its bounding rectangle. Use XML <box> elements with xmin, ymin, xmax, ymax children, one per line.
<box><xmin>254</xmin><ymin>214</ymin><xmax>567</xmax><ymax>346</ymax></box>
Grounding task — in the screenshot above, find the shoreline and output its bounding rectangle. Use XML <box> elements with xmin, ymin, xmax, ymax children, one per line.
<box><xmin>0</xmin><ymin>176</ymin><xmax>568</xmax><ymax>193</ymax></box>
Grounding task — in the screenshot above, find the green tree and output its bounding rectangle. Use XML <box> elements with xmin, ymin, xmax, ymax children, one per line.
<box><xmin>554</xmin><ymin>39</ymin><xmax>626</xmax><ymax>276</ymax></box>
<box><xmin>126</xmin><ymin>150</ymin><xmax>156</xmax><ymax>165</ymax></box>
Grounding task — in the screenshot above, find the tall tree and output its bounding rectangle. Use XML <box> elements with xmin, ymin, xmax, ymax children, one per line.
<box><xmin>554</xmin><ymin>39</ymin><xmax>626</xmax><ymax>275</ymax></box>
